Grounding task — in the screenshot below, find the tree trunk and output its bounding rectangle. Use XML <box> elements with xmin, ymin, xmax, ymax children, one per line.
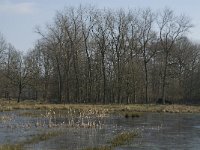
<box><xmin>84</xmin><ymin>39</ymin><xmax>92</xmax><ymax>103</ymax></box>
<box><xmin>56</xmin><ymin>57</ymin><xmax>62</xmax><ymax>103</ymax></box>
<box><xmin>161</xmin><ymin>52</ymin><xmax>169</xmax><ymax>104</ymax></box>
<box><xmin>73</xmin><ymin>53</ymin><xmax>80</xmax><ymax>103</ymax></box>
<box><xmin>117</xmin><ymin>53</ymin><xmax>121</xmax><ymax>104</ymax></box>
<box><xmin>144</xmin><ymin>61</ymin><xmax>148</xmax><ymax>103</ymax></box>
<box><xmin>101</xmin><ymin>51</ymin><xmax>106</xmax><ymax>104</ymax></box>
<box><xmin>17</xmin><ymin>82</ymin><xmax>22</xmax><ymax>103</ymax></box>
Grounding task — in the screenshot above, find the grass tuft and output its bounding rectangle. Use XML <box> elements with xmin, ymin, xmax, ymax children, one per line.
<box><xmin>84</xmin><ymin>146</ymin><xmax>112</xmax><ymax>150</ymax></box>
<box><xmin>0</xmin><ymin>144</ymin><xmax>22</xmax><ymax>150</ymax></box>
<box><xmin>124</xmin><ymin>112</ymin><xmax>140</xmax><ymax>118</ymax></box>
<box><xmin>0</xmin><ymin>131</ymin><xmax>61</xmax><ymax>150</ymax></box>
<box><xmin>110</xmin><ymin>131</ymin><xmax>137</xmax><ymax>147</ymax></box>
<box><xmin>84</xmin><ymin>131</ymin><xmax>138</xmax><ymax>150</ymax></box>
<box><xmin>23</xmin><ymin>132</ymin><xmax>60</xmax><ymax>145</ymax></box>
<box><xmin>0</xmin><ymin>115</ymin><xmax>12</xmax><ymax>122</ymax></box>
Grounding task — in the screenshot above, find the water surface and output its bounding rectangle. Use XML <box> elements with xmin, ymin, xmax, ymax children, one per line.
<box><xmin>0</xmin><ymin>111</ymin><xmax>200</xmax><ymax>149</ymax></box>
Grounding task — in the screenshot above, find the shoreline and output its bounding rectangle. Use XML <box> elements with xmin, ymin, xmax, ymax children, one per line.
<box><xmin>0</xmin><ymin>100</ymin><xmax>200</xmax><ymax>113</ymax></box>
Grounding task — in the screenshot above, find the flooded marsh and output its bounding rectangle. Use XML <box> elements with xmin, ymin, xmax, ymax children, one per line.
<box><xmin>0</xmin><ymin>108</ymin><xmax>200</xmax><ymax>149</ymax></box>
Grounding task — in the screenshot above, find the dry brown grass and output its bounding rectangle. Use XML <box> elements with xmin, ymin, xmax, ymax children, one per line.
<box><xmin>0</xmin><ymin>100</ymin><xmax>200</xmax><ymax>113</ymax></box>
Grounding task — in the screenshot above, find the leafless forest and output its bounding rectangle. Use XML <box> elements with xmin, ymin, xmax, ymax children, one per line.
<box><xmin>0</xmin><ymin>6</ymin><xmax>199</xmax><ymax>104</ymax></box>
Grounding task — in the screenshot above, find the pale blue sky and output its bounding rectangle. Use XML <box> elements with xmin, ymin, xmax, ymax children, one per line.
<box><xmin>0</xmin><ymin>0</ymin><xmax>200</xmax><ymax>51</ymax></box>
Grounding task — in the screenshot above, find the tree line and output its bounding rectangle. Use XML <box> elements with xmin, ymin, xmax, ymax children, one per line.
<box><xmin>1</xmin><ymin>6</ymin><xmax>200</xmax><ymax>104</ymax></box>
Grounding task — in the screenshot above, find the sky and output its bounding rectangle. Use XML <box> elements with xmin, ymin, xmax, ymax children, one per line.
<box><xmin>0</xmin><ymin>0</ymin><xmax>200</xmax><ymax>52</ymax></box>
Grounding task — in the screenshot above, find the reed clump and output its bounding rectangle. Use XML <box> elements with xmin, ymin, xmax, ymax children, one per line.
<box><xmin>84</xmin><ymin>131</ymin><xmax>138</xmax><ymax>150</ymax></box>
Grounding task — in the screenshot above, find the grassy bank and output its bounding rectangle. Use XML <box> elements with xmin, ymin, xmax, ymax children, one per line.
<box><xmin>0</xmin><ymin>100</ymin><xmax>200</xmax><ymax>113</ymax></box>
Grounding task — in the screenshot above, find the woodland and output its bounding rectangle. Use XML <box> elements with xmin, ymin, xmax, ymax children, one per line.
<box><xmin>0</xmin><ymin>6</ymin><xmax>198</xmax><ymax>104</ymax></box>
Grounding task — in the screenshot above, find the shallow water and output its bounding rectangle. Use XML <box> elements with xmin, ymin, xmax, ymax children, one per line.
<box><xmin>0</xmin><ymin>110</ymin><xmax>200</xmax><ymax>150</ymax></box>
<box><xmin>117</xmin><ymin>113</ymin><xmax>200</xmax><ymax>150</ymax></box>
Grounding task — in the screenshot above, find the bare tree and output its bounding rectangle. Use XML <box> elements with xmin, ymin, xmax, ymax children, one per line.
<box><xmin>157</xmin><ymin>8</ymin><xmax>192</xmax><ymax>104</ymax></box>
<box><xmin>92</xmin><ymin>10</ymin><xmax>110</xmax><ymax>103</ymax></box>
<box><xmin>137</xmin><ymin>9</ymin><xmax>157</xmax><ymax>103</ymax></box>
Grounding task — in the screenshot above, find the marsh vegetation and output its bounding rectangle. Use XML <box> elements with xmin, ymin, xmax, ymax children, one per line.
<box><xmin>0</xmin><ymin>107</ymin><xmax>200</xmax><ymax>149</ymax></box>
<box><xmin>85</xmin><ymin>131</ymin><xmax>138</xmax><ymax>150</ymax></box>
<box><xmin>0</xmin><ymin>131</ymin><xmax>61</xmax><ymax>150</ymax></box>
<box><xmin>0</xmin><ymin>100</ymin><xmax>199</xmax><ymax>149</ymax></box>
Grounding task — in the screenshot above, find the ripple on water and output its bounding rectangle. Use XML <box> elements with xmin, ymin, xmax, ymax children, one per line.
<box><xmin>193</xmin><ymin>125</ymin><xmax>200</xmax><ymax>129</ymax></box>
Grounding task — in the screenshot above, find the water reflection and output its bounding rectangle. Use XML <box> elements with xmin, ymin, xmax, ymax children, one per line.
<box><xmin>30</xmin><ymin>113</ymin><xmax>200</xmax><ymax>150</ymax></box>
<box><xmin>0</xmin><ymin>111</ymin><xmax>200</xmax><ymax>150</ymax></box>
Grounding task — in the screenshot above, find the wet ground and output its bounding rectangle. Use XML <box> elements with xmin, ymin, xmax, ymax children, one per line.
<box><xmin>0</xmin><ymin>110</ymin><xmax>200</xmax><ymax>150</ymax></box>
